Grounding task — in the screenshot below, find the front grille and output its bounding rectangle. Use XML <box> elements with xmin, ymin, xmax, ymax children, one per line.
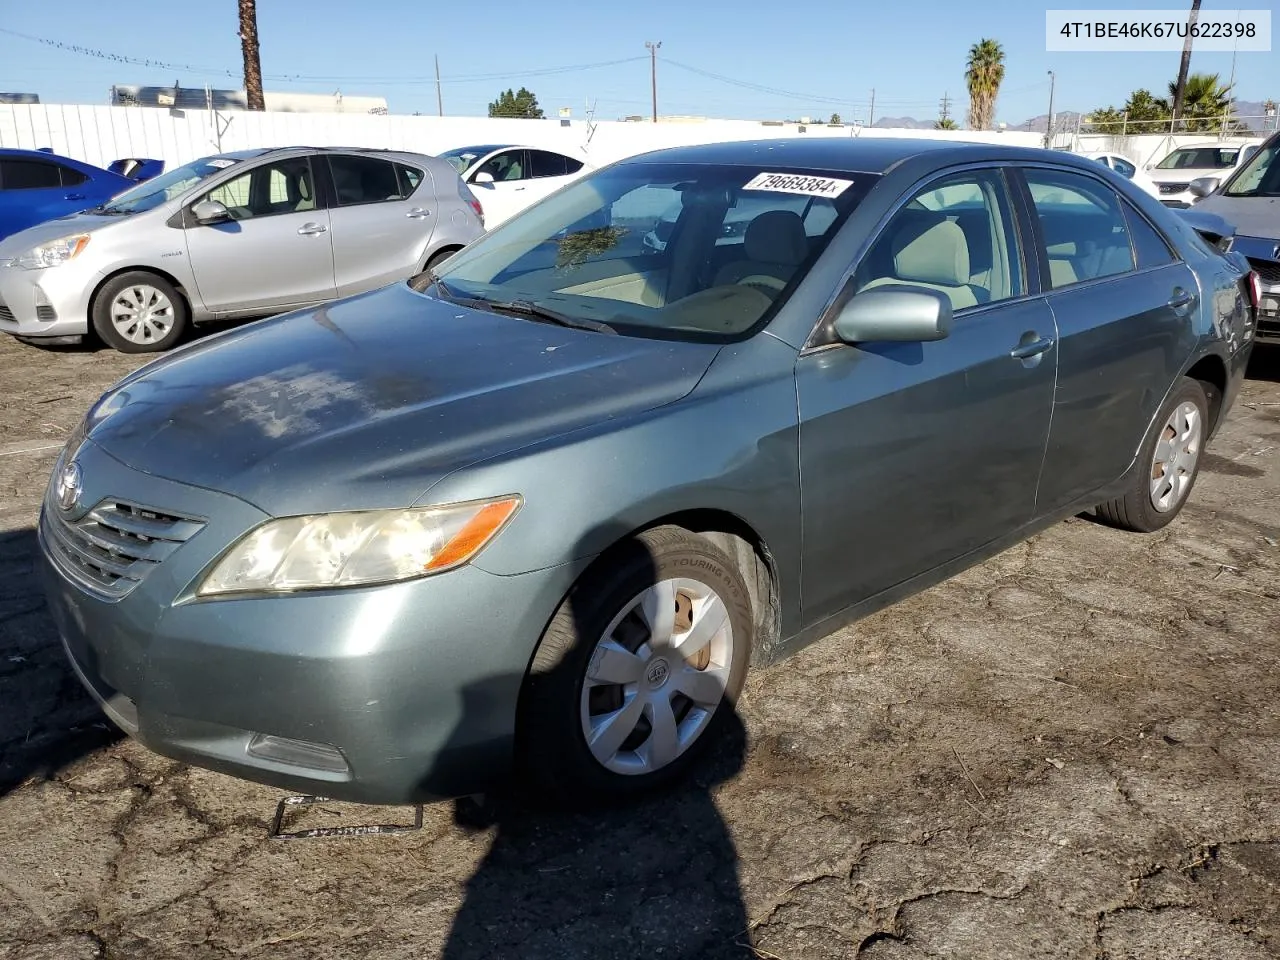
<box><xmin>36</xmin><ymin>304</ymin><xmax>57</xmax><ymax>322</ymax></box>
<box><xmin>1159</xmin><ymin>182</ymin><xmax>1190</xmax><ymax>195</ymax></box>
<box><xmin>1247</xmin><ymin>258</ymin><xmax>1280</xmax><ymax>285</ymax></box>
<box><xmin>42</xmin><ymin>498</ymin><xmax>205</xmax><ymax>599</ymax></box>
<box><xmin>0</xmin><ymin>302</ymin><xmax>13</xmax><ymax>323</ymax></box>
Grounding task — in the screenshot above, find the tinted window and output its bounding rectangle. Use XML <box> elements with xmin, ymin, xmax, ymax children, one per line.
<box><xmin>475</xmin><ymin>150</ymin><xmax>528</xmax><ymax>182</ymax></box>
<box><xmin>396</xmin><ymin>163</ymin><xmax>424</xmax><ymax>197</ymax></box>
<box><xmin>204</xmin><ymin>158</ymin><xmax>316</xmax><ymax>220</ymax></box>
<box><xmin>1112</xmin><ymin>157</ymin><xmax>1136</xmax><ymax>178</ymax></box>
<box><xmin>528</xmin><ymin>150</ymin><xmax>570</xmax><ymax>178</ymax></box>
<box><xmin>59</xmin><ymin>166</ymin><xmax>88</xmax><ymax>187</ymax></box>
<box><xmin>329</xmin><ymin>155</ymin><xmax>403</xmax><ymax>205</ymax></box>
<box><xmin>565</xmin><ymin>157</ymin><xmax>584</xmax><ymax>174</ymax></box>
<box><xmin>853</xmin><ymin>169</ymin><xmax>1023</xmax><ymax>311</ymax></box>
<box><xmin>0</xmin><ymin>159</ymin><xmax>62</xmax><ymax>190</ymax></box>
<box><xmin>1121</xmin><ymin>202</ymin><xmax>1175</xmax><ymax>269</ymax></box>
<box><xmin>1025</xmin><ymin>169</ymin><xmax>1135</xmax><ymax>288</ymax></box>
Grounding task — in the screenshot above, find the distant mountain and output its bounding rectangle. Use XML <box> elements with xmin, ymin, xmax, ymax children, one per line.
<box><xmin>850</xmin><ymin>101</ymin><xmax>1275</xmax><ymax>135</ymax></box>
<box><xmin>871</xmin><ymin>115</ymin><xmax>934</xmax><ymax>130</ymax></box>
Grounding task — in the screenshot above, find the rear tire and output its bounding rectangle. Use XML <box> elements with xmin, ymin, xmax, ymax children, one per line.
<box><xmin>518</xmin><ymin>527</ymin><xmax>752</xmax><ymax>805</ymax></box>
<box><xmin>91</xmin><ymin>271</ymin><xmax>188</xmax><ymax>353</ymax></box>
<box><xmin>1094</xmin><ymin>377</ymin><xmax>1208</xmax><ymax>532</ymax></box>
<box><xmin>424</xmin><ymin>247</ymin><xmax>459</xmax><ymax>273</ymax></box>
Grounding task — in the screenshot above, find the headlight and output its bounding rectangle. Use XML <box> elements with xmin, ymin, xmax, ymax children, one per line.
<box><xmin>18</xmin><ymin>234</ymin><xmax>91</xmax><ymax>270</ymax></box>
<box><xmin>197</xmin><ymin>496</ymin><xmax>521</xmax><ymax>596</ymax></box>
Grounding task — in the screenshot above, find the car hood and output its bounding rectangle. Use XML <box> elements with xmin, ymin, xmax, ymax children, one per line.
<box><xmin>1194</xmin><ymin>194</ymin><xmax>1280</xmax><ymax>242</ymax></box>
<box><xmin>82</xmin><ymin>284</ymin><xmax>720</xmax><ymax>515</ymax></box>
<box><xmin>0</xmin><ymin>212</ymin><xmax>127</xmax><ymax>256</ymax></box>
<box><xmin>1147</xmin><ymin>167</ymin><xmax>1226</xmax><ymax>183</ymax></box>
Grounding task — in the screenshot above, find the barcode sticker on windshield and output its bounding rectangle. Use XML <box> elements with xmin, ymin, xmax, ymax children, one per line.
<box><xmin>743</xmin><ymin>172</ymin><xmax>854</xmax><ymax>197</ymax></box>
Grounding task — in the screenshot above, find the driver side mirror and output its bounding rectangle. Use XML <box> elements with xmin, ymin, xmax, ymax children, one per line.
<box><xmin>1189</xmin><ymin>176</ymin><xmax>1220</xmax><ymax>199</ymax></box>
<box><xmin>191</xmin><ymin>199</ymin><xmax>232</xmax><ymax>224</ymax></box>
<box><xmin>832</xmin><ymin>286</ymin><xmax>953</xmax><ymax>344</ymax></box>
<box><xmin>472</xmin><ymin>172</ymin><xmax>495</xmax><ymax>185</ymax></box>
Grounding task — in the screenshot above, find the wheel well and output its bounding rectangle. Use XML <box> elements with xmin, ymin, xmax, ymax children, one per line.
<box><xmin>1185</xmin><ymin>355</ymin><xmax>1227</xmax><ymax>433</ymax></box>
<box><xmin>638</xmin><ymin>510</ymin><xmax>782</xmax><ymax>664</ymax></box>
<box><xmin>87</xmin><ymin>266</ymin><xmax>193</xmax><ymax>336</ymax></box>
<box><xmin>423</xmin><ymin>245</ymin><xmax>463</xmax><ymax>270</ymax></box>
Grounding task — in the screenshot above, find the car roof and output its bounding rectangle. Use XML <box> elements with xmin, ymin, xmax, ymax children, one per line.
<box><xmin>440</xmin><ymin>144</ymin><xmax>512</xmax><ymax>156</ymax></box>
<box><xmin>614</xmin><ymin>137</ymin><xmax>1100</xmax><ymax>176</ymax></box>
<box><xmin>0</xmin><ymin>146</ymin><xmax>97</xmax><ymax>165</ymax></box>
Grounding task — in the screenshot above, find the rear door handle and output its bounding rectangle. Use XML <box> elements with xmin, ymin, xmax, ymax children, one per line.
<box><xmin>297</xmin><ymin>222</ymin><xmax>327</xmax><ymax>236</ymax></box>
<box><xmin>406</xmin><ymin>207</ymin><xmax>430</xmax><ymax>219</ymax></box>
<box><xmin>1010</xmin><ymin>336</ymin><xmax>1055</xmax><ymax>359</ymax></box>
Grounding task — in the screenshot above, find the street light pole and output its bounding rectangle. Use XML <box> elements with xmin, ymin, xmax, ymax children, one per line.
<box><xmin>1044</xmin><ymin>70</ymin><xmax>1056</xmax><ymax>148</ymax></box>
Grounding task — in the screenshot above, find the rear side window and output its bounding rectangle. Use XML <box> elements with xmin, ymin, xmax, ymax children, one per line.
<box><xmin>1024</xmin><ymin>169</ymin><xmax>1136</xmax><ymax>289</ymax></box>
<box><xmin>528</xmin><ymin>150</ymin><xmax>570</xmax><ymax>178</ymax></box>
<box><xmin>1121</xmin><ymin>203</ymin><xmax>1175</xmax><ymax>269</ymax></box>
<box><xmin>396</xmin><ymin>164</ymin><xmax>424</xmax><ymax>197</ymax></box>
<box><xmin>328</xmin><ymin>155</ymin><xmax>404</xmax><ymax>205</ymax></box>
<box><xmin>1112</xmin><ymin>157</ymin><xmax>1136</xmax><ymax>178</ymax></box>
<box><xmin>0</xmin><ymin>159</ymin><xmax>63</xmax><ymax>190</ymax></box>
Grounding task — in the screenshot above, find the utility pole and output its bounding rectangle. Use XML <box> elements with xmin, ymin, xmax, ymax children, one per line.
<box><xmin>1044</xmin><ymin>70</ymin><xmax>1056</xmax><ymax>147</ymax></box>
<box><xmin>434</xmin><ymin>54</ymin><xmax>443</xmax><ymax>117</ymax></box>
<box><xmin>939</xmin><ymin>91</ymin><xmax>952</xmax><ymax>125</ymax></box>
<box><xmin>868</xmin><ymin>88</ymin><xmax>876</xmax><ymax>127</ymax></box>
<box><xmin>646</xmin><ymin>41</ymin><xmax>662</xmax><ymax>122</ymax></box>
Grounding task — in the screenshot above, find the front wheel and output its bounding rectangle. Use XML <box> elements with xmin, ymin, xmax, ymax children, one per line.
<box><xmin>91</xmin><ymin>271</ymin><xmax>189</xmax><ymax>353</ymax></box>
<box><xmin>1094</xmin><ymin>377</ymin><xmax>1208</xmax><ymax>532</ymax></box>
<box><xmin>518</xmin><ymin>527</ymin><xmax>752</xmax><ymax>803</ymax></box>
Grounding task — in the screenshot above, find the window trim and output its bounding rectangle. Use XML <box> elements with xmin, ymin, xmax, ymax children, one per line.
<box><xmin>1010</xmin><ymin>163</ymin><xmax>1180</xmax><ymax>296</ymax></box>
<box><xmin>325</xmin><ymin>153</ymin><xmax>408</xmax><ymax>208</ymax></box>
<box><xmin>803</xmin><ymin>161</ymin><xmax>1038</xmax><ymax>354</ymax></box>
<box><xmin>192</xmin><ymin>155</ymin><xmax>321</xmax><ymax>223</ymax></box>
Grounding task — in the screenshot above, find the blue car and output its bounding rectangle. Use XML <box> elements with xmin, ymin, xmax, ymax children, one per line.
<box><xmin>0</xmin><ymin>148</ymin><xmax>138</xmax><ymax>241</ymax></box>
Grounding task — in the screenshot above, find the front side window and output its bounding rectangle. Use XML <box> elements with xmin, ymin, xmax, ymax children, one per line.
<box><xmin>328</xmin><ymin>155</ymin><xmax>403</xmax><ymax>205</ymax></box>
<box><xmin>1224</xmin><ymin>139</ymin><xmax>1280</xmax><ymax>197</ymax></box>
<box><xmin>1025</xmin><ymin>168</ymin><xmax>1135</xmax><ymax>288</ymax></box>
<box><xmin>0</xmin><ymin>160</ymin><xmax>62</xmax><ymax>190</ymax></box>
<box><xmin>102</xmin><ymin>156</ymin><xmax>246</xmax><ymax>215</ymax></box>
<box><xmin>852</xmin><ymin>170</ymin><xmax>1022</xmax><ymax>312</ymax></box>
<box><xmin>428</xmin><ymin>162</ymin><xmax>874</xmax><ymax>341</ymax></box>
<box><xmin>204</xmin><ymin>157</ymin><xmax>315</xmax><ymax>220</ymax></box>
<box><xmin>476</xmin><ymin>150</ymin><xmax>528</xmax><ymax>182</ymax></box>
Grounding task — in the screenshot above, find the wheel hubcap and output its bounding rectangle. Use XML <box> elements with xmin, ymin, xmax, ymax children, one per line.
<box><xmin>1150</xmin><ymin>400</ymin><xmax>1202</xmax><ymax>513</ymax></box>
<box><xmin>110</xmin><ymin>285</ymin><xmax>174</xmax><ymax>344</ymax></box>
<box><xmin>580</xmin><ymin>578</ymin><xmax>734</xmax><ymax>775</ymax></box>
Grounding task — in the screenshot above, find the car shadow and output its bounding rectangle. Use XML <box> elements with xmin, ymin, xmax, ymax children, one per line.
<box><xmin>439</xmin><ymin>528</ymin><xmax>755</xmax><ymax>959</ymax></box>
<box><xmin>1247</xmin><ymin>342</ymin><xmax>1280</xmax><ymax>383</ymax></box>
<box><xmin>0</xmin><ymin>528</ymin><xmax>123</xmax><ymax>796</ymax></box>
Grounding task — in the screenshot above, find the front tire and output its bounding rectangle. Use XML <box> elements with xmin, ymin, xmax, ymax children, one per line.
<box><xmin>1094</xmin><ymin>377</ymin><xmax>1208</xmax><ymax>532</ymax></box>
<box><xmin>91</xmin><ymin>271</ymin><xmax>189</xmax><ymax>353</ymax></box>
<box><xmin>518</xmin><ymin>527</ymin><xmax>752</xmax><ymax>803</ymax></box>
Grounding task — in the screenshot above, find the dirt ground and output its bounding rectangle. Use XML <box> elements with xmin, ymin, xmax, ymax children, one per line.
<box><xmin>1</xmin><ymin>330</ymin><xmax>1278</xmax><ymax>960</ymax></box>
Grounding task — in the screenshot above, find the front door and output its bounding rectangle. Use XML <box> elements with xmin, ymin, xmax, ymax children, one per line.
<box><xmin>184</xmin><ymin>155</ymin><xmax>336</xmax><ymax>315</ymax></box>
<box><xmin>796</xmin><ymin>168</ymin><xmax>1058</xmax><ymax>623</ymax></box>
<box><xmin>469</xmin><ymin>149</ymin><xmax>531</xmax><ymax>226</ymax></box>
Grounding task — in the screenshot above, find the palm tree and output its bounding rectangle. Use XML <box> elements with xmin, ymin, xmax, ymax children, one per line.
<box><xmin>935</xmin><ymin>117</ymin><xmax>959</xmax><ymax>130</ymax></box>
<box><xmin>238</xmin><ymin>0</ymin><xmax>265</xmax><ymax>111</ymax></box>
<box><xmin>1166</xmin><ymin>72</ymin><xmax>1233</xmax><ymax>132</ymax></box>
<box><xmin>1171</xmin><ymin>0</ymin><xmax>1203</xmax><ymax>122</ymax></box>
<box><xmin>965</xmin><ymin>39</ymin><xmax>1005</xmax><ymax>130</ymax></box>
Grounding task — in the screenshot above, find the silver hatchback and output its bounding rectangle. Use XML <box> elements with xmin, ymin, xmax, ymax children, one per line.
<box><xmin>0</xmin><ymin>146</ymin><xmax>485</xmax><ymax>352</ymax></box>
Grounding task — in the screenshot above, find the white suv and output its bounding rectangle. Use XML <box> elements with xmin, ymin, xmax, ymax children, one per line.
<box><xmin>1146</xmin><ymin>141</ymin><xmax>1260</xmax><ymax>208</ymax></box>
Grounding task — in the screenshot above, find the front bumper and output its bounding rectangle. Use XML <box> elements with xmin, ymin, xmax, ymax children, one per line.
<box><xmin>0</xmin><ymin>258</ymin><xmax>99</xmax><ymax>339</ymax></box>
<box><xmin>39</xmin><ymin>438</ymin><xmax>573</xmax><ymax>804</ymax></box>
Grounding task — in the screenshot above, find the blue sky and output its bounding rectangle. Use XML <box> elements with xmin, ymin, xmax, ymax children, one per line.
<box><xmin>0</xmin><ymin>1</ymin><xmax>1272</xmax><ymax>124</ymax></box>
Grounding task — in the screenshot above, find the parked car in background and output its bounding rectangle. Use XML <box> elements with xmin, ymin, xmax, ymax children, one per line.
<box><xmin>0</xmin><ymin>146</ymin><xmax>484</xmax><ymax>352</ymax></box>
<box><xmin>438</xmin><ymin>144</ymin><xmax>591</xmax><ymax>226</ymax></box>
<box><xmin>1083</xmin><ymin>151</ymin><xmax>1159</xmax><ymax>197</ymax></box>
<box><xmin>41</xmin><ymin>138</ymin><xmax>1254</xmax><ymax>806</ymax></box>
<box><xmin>1190</xmin><ymin>129</ymin><xmax>1280</xmax><ymax>343</ymax></box>
<box><xmin>1145</xmin><ymin>141</ymin><xmax>1261</xmax><ymax>208</ymax></box>
<box><xmin>0</xmin><ymin>148</ymin><xmax>136</xmax><ymax>241</ymax></box>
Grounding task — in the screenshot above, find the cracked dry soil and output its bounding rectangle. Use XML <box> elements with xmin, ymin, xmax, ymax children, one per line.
<box><xmin>1</xmin><ymin>332</ymin><xmax>1279</xmax><ymax>960</ymax></box>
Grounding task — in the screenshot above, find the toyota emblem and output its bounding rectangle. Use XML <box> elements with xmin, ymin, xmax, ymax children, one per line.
<box><xmin>55</xmin><ymin>460</ymin><xmax>83</xmax><ymax>512</ymax></box>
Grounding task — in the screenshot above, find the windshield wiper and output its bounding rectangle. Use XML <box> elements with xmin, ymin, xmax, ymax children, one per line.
<box><xmin>472</xmin><ymin>297</ymin><xmax>617</xmax><ymax>335</ymax></box>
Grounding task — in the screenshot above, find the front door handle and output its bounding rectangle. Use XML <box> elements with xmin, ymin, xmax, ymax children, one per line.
<box><xmin>297</xmin><ymin>222</ymin><xmax>327</xmax><ymax>236</ymax></box>
<box><xmin>64</xmin><ymin>192</ymin><xmax>85</xmax><ymax>201</ymax></box>
<box><xmin>1010</xmin><ymin>336</ymin><xmax>1055</xmax><ymax>360</ymax></box>
<box><xmin>405</xmin><ymin>207</ymin><xmax>430</xmax><ymax>219</ymax></box>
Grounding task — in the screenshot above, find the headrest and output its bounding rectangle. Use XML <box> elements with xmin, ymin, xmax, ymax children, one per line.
<box><xmin>891</xmin><ymin>215</ymin><xmax>971</xmax><ymax>287</ymax></box>
<box><xmin>744</xmin><ymin>210</ymin><xmax>808</xmax><ymax>265</ymax></box>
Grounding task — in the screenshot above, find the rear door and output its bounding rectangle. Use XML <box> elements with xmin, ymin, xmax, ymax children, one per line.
<box><xmin>0</xmin><ymin>158</ymin><xmax>89</xmax><ymax>236</ymax></box>
<box><xmin>524</xmin><ymin>149</ymin><xmax>583</xmax><ymax>204</ymax></box>
<box><xmin>324</xmin><ymin>153</ymin><xmax>436</xmax><ymax>297</ymax></box>
<box><xmin>1018</xmin><ymin>165</ymin><xmax>1200</xmax><ymax>511</ymax></box>
<box><xmin>184</xmin><ymin>155</ymin><xmax>336</xmax><ymax>314</ymax></box>
<box><xmin>796</xmin><ymin>167</ymin><xmax>1058</xmax><ymax>623</ymax></box>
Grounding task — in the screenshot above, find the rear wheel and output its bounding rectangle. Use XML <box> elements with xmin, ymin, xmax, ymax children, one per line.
<box><xmin>91</xmin><ymin>271</ymin><xmax>188</xmax><ymax>353</ymax></box>
<box><xmin>424</xmin><ymin>247</ymin><xmax>459</xmax><ymax>273</ymax></box>
<box><xmin>1094</xmin><ymin>377</ymin><xmax>1208</xmax><ymax>532</ymax></box>
<box><xmin>518</xmin><ymin>527</ymin><xmax>752</xmax><ymax>803</ymax></box>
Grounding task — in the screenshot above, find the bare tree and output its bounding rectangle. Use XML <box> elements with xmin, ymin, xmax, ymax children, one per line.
<box><xmin>238</xmin><ymin>0</ymin><xmax>265</xmax><ymax>111</ymax></box>
<box><xmin>1170</xmin><ymin>0</ymin><xmax>1202</xmax><ymax>124</ymax></box>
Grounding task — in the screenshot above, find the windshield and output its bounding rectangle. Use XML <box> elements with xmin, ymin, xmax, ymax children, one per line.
<box><xmin>438</xmin><ymin>145</ymin><xmax>506</xmax><ymax>175</ymax></box>
<box><xmin>1224</xmin><ymin>138</ymin><xmax>1280</xmax><ymax>197</ymax></box>
<box><xmin>100</xmin><ymin>156</ymin><xmax>245</xmax><ymax>214</ymax></box>
<box><xmin>1155</xmin><ymin>147</ymin><xmax>1240</xmax><ymax>170</ymax></box>
<box><xmin>426</xmin><ymin>161</ymin><xmax>875</xmax><ymax>342</ymax></box>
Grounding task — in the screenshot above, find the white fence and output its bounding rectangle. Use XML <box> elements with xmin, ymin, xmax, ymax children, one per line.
<box><xmin>0</xmin><ymin>103</ymin><xmax>1043</xmax><ymax>171</ymax></box>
